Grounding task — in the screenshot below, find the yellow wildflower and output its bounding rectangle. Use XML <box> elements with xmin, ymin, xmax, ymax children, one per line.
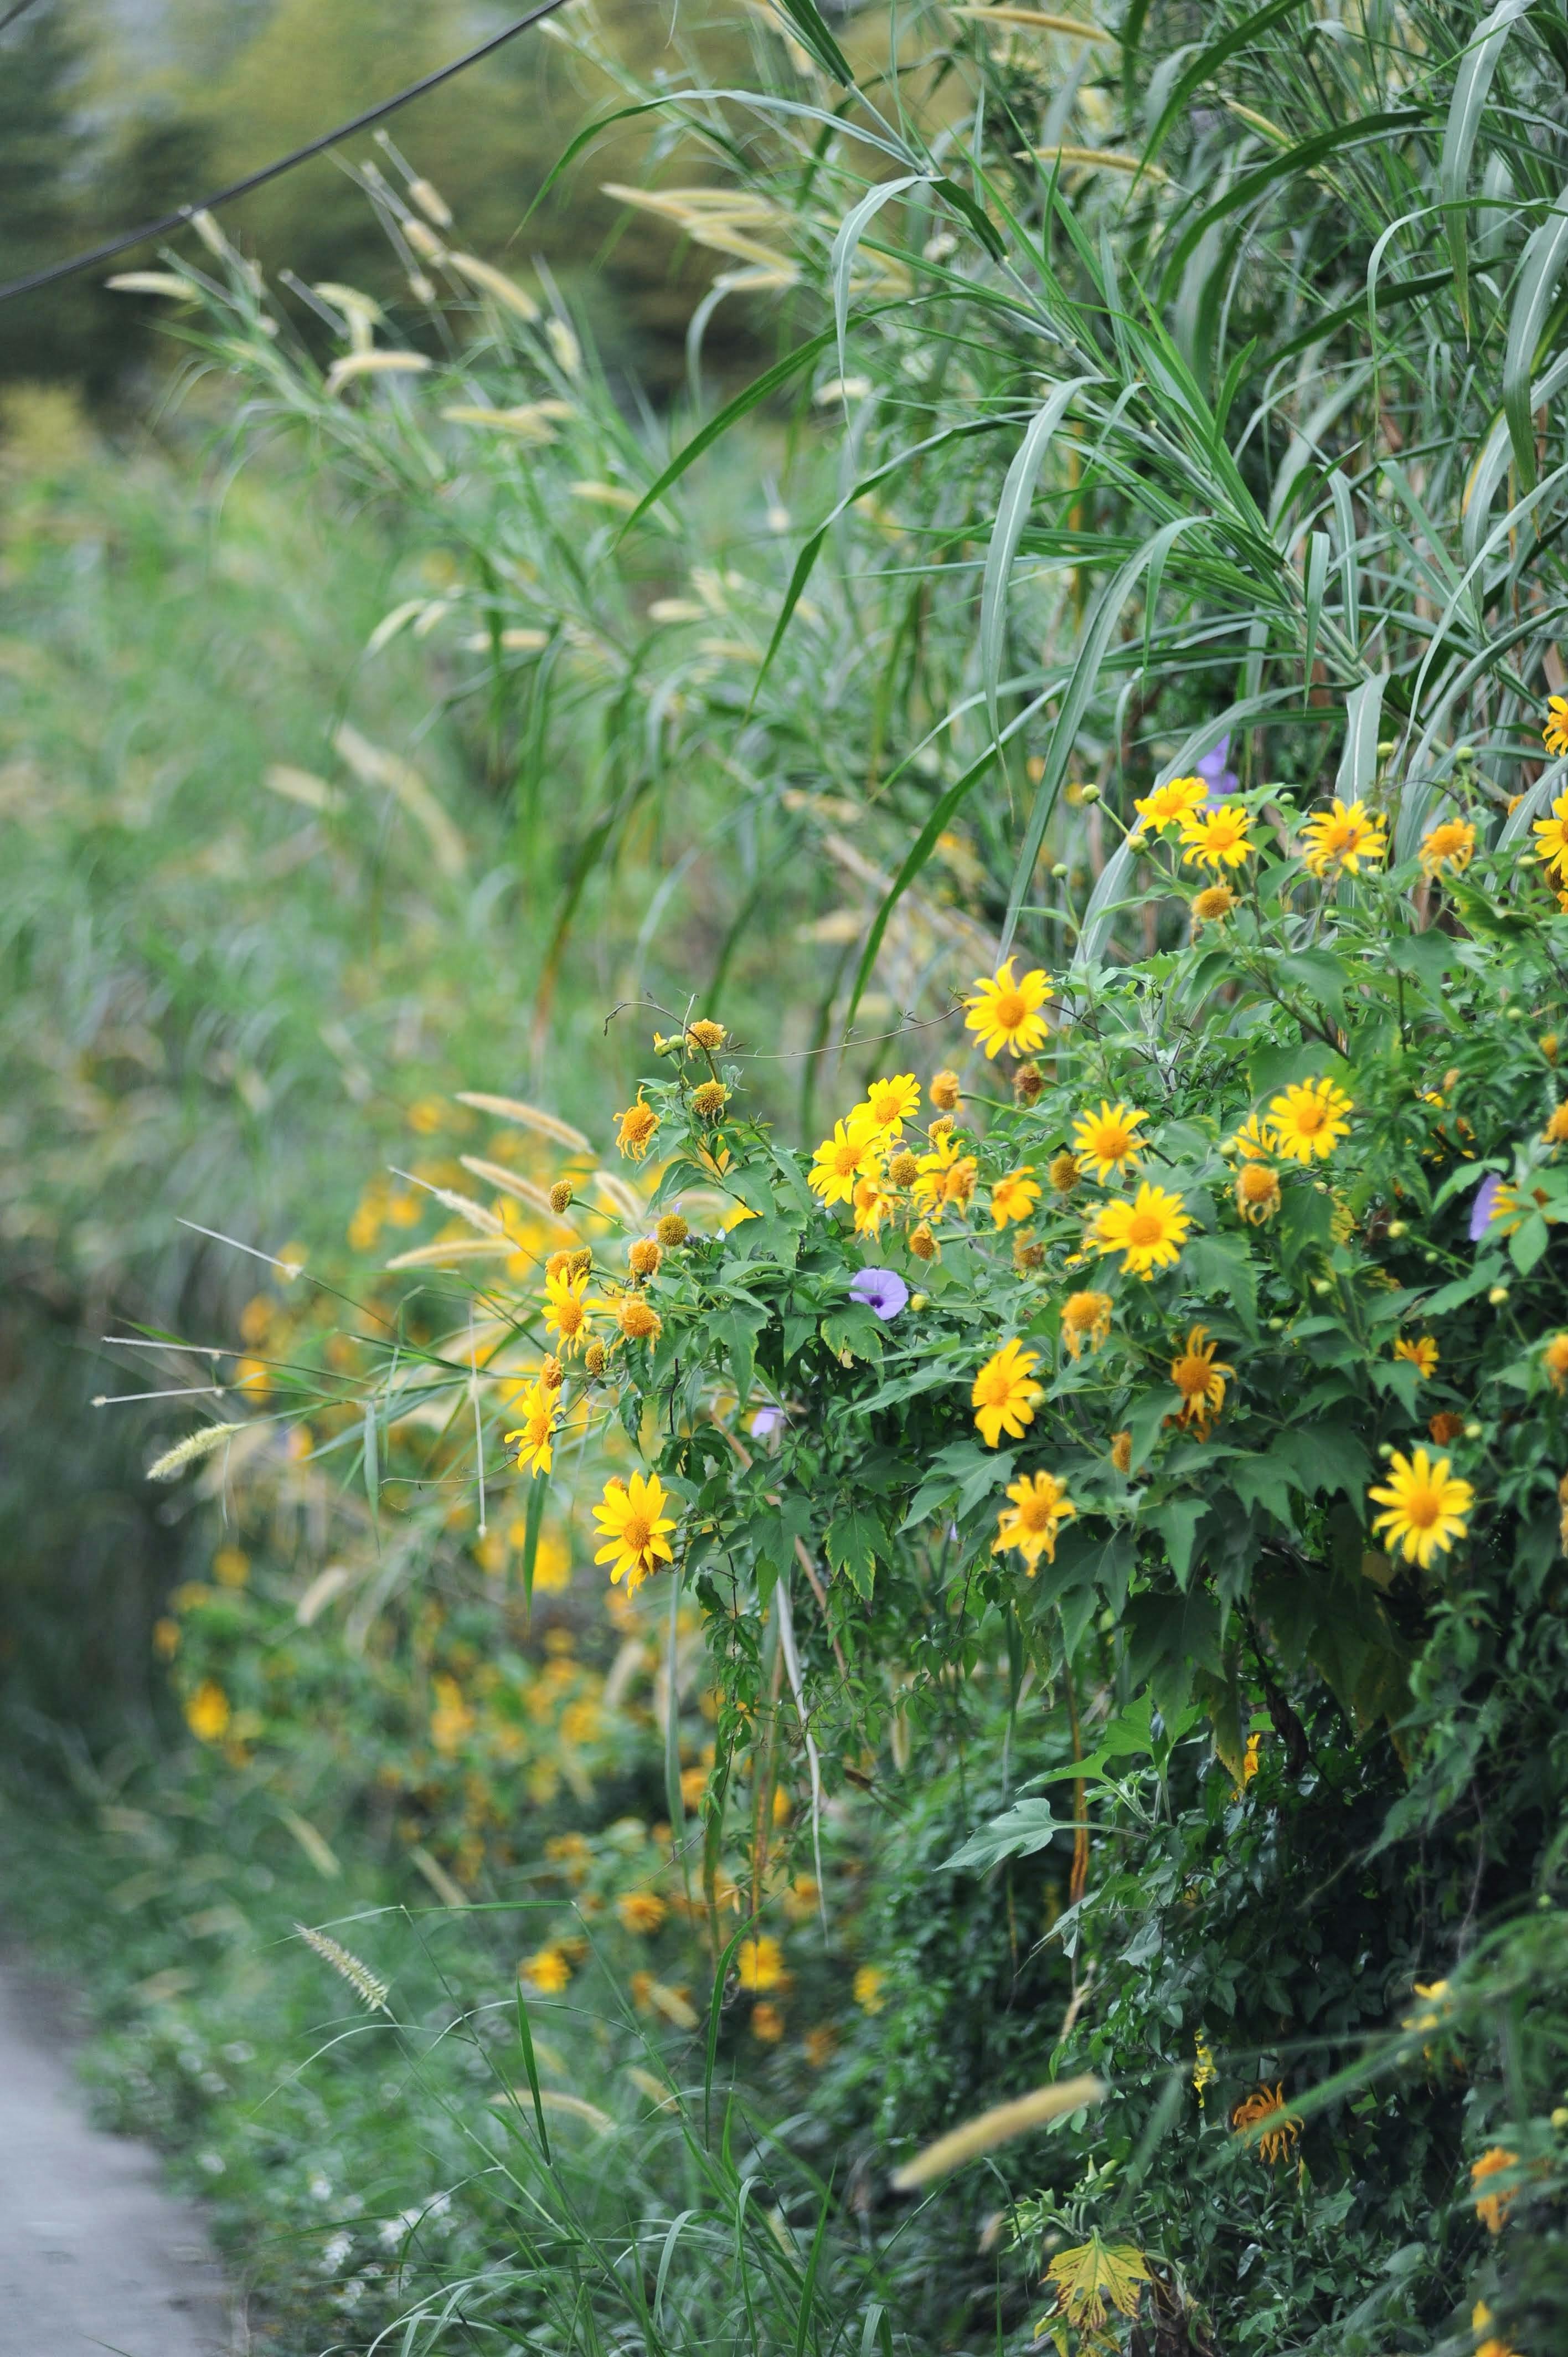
<box><xmin>751</xmin><ymin>2000</ymin><xmax>786</xmax><ymax>2042</ymax></box>
<box><xmin>962</xmin><ymin>956</ymin><xmax>1052</xmax><ymax>1059</ymax></box>
<box><xmin>1132</xmin><ymin>774</ymin><xmax>1207</xmax><ymax>831</ymax></box>
<box><xmin>1060</xmin><ymin>1289</ymin><xmax>1112</xmax><ymax>1358</ymax></box>
<box><xmin>853</xmin><ymin>1073</ymin><xmax>920</xmax><ymax>1141</ymax></box>
<box><xmin>990</xmin><ymin>1166</ymin><xmax>1041</xmax><ymax>1229</ymax></box>
<box><xmin>852</xmin><ymin>1169</ymin><xmax>895</xmax><ymax>1237</ymax></box>
<box><xmin>853</xmin><ymin>1964</ymin><xmax>886</xmax><ymax>2014</ymax></box>
<box><xmin>1192</xmin><ymin>882</ymin><xmax>1239</xmax><ymax>926</ymax></box>
<box><xmin>1071</xmin><ymin>1099</ymin><xmax>1148</xmax><ymax>1183</ymax></box>
<box><xmin>1419</xmin><ymin>817</ymin><xmax>1476</xmax><ymax>879</ymax></box>
<box><xmin>1299</xmin><ymin>796</ymin><xmax>1388</xmax><ymax>878</ymax></box>
<box><xmin>184</xmin><ymin>1680</ymin><xmax>230</xmax><ymax>1743</ymax></box>
<box><xmin>1170</xmin><ymin>1325</ymin><xmax>1233</xmax><ymax>1433</ymax></box>
<box><xmin>808</xmin><ymin>1115</ymin><xmax>880</xmax><ymax>1205</ymax></box>
<box><xmin>543</xmin><ymin>1264</ymin><xmax>593</xmax><ymax>1354</ymax></box>
<box><xmin>1368</xmin><ymin>1448</ymin><xmax>1474</xmax><ymax>1569</ymax></box>
<box><xmin>1544</xmin><ymin>1331</ymin><xmax>1568</xmax><ymax>1392</ymax></box>
<box><xmin>1235</xmin><ymin>1160</ymin><xmax>1282</xmax><ymax>1223</ymax></box>
<box><xmin>1267</xmin><ymin>1077</ymin><xmax>1353</xmax><ymax>1162</ymax></box>
<box><xmin>592</xmin><ymin>1470</ymin><xmax>678</xmax><ymax>1591</ymax></box>
<box><xmin>971</xmin><ymin>1339</ymin><xmax>1044</xmax><ymax>1447</ymax></box>
<box><xmin>737</xmin><ymin>1936</ymin><xmax>790</xmax><ymax>1993</ymax></box>
<box><xmin>1471</xmin><ymin>2146</ymin><xmax>1521</xmax><ymax>2236</ymax></box>
<box><xmin>616</xmin><ymin>1093</ymin><xmax>661</xmax><ymax>1161</ymax></box>
<box><xmin>617</xmin><ymin>1891</ymin><xmax>668</xmax><ymax>1934</ymax></box>
<box><xmin>504</xmin><ymin>1378</ymin><xmax>558</xmax><ymax>1478</ymax></box>
<box><xmin>1545</xmin><ymin>697</ymin><xmax>1568</xmax><ymax>758</ymax></box>
<box><xmin>1393</xmin><ymin>1335</ymin><xmax>1439</xmax><ymax>1380</ymax></box>
<box><xmin>1091</xmin><ymin>1182</ymin><xmax>1191</xmax><ymax>1280</ymax></box>
<box><xmin>1178</xmin><ymin>805</ymin><xmax>1254</xmax><ymax>870</ymax></box>
<box><xmin>1230</xmin><ymin>2082</ymin><xmax>1301</xmax><ymax>2164</ymax></box>
<box><xmin>991</xmin><ymin>1469</ymin><xmax>1076</xmax><ymax>1571</ymax></box>
<box><xmin>523</xmin><ymin>1947</ymin><xmax>572</xmax><ymax>1993</ymax></box>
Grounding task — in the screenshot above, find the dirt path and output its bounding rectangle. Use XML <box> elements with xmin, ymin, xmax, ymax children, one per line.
<box><xmin>0</xmin><ymin>1957</ymin><xmax>238</xmax><ymax>2355</ymax></box>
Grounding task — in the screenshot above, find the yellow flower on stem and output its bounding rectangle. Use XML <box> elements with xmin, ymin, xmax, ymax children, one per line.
<box><xmin>185</xmin><ymin>1680</ymin><xmax>230</xmax><ymax>1744</ymax></box>
<box><xmin>1419</xmin><ymin>817</ymin><xmax>1476</xmax><ymax>879</ymax></box>
<box><xmin>1544</xmin><ymin>1331</ymin><xmax>1568</xmax><ymax>1392</ymax></box>
<box><xmin>617</xmin><ymin>1891</ymin><xmax>668</xmax><ymax>1934</ymax></box>
<box><xmin>971</xmin><ymin>1339</ymin><xmax>1044</xmax><ymax>1446</ymax></box>
<box><xmin>1071</xmin><ymin>1099</ymin><xmax>1149</xmax><ymax>1182</ymax></box>
<box><xmin>592</xmin><ymin>1469</ymin><xmax>678</xmax><ymax>1591</ymax></box>
<box><xmin>616</xmin><ymin>1093</ymin><xmax>661</xmax><ymax>1161</ymax></box>
<box><xmin>1091</xmin><ymin>1182</ymin><xmax>1192</xmax><ymax>1280</ymax></box>
<box><xmin>1235</xmin><ymin>1161</ymin><xmax>1282</xmax><ymax>1223</ymax></box>
<box><xmin>1471</xmin><ymin>2146</ymin><xmax>1521</xmax><ymax>2235</ymax></box>
<box><xmin>962</xmin><ymin>956</ymin><xmax>1052</xmax><ymax>1059</ymax></box>
<box><xmin>543</xmin><ymin>1264</ymin><xmax>594</xmax><ymax>1355</ymax></box>
<box><xmin>1536</xmin><ymin>788</ymin><xmax>1568</xmax><ymax>882</ymax></box>
<box><xmin>1369</xmin><ymin>1448</ymin><xmax>1474</xmax><ymax>1569</ymax></box>
<box><xmin>504</xmin><ymin>1378</ymin><xmax>559</xmax><ymax>1478</ymax></box>
<box><xmin>852</xmin><ymin>1169</ymin><xmax>895</xmax><ymax>1236</ymax></box>
<box><xmin>853</xmin><ymin>1073</ymin><xmax>920</xmax><ymax>1141</ymax></box>
<box><xmin>991</xmin><ymin>1469</ymin><xmax>1076</xmax><ymax>1571</ymax></box>
<box><xmin>1545</xmin><ymin>698</ymin><xmax>1568</xmax><ymax>758</ymax></box>
<box><xmin>1393</xmin><ymin>1335</ymin><xmax>1439</xmax><ymax>1380</ymax></box>
<box><xmin>1132</xmin><ymin>775</ymin><xmax>1208</xmax><ymax>831</ymax></box>
<box><xmin>1060</xmin><ymin>1289</ymin><xmax>1113</xmax><ymax>1358</ymax></box>
<box><xmin>989</xmin><ymin>1166</ymin><xmax>1041</xmax><ymax>1229</ymax></box>
<box><xmin>1267</xmin><ymin>1077</ymin><xmax>1353</xmax><ymax>1162</ymax></box>
<box><xmin>806</xmin><ymin>1112</ymin><xmax>881</xmax><ymax>1207</ymax></box>
<box><xmin>808</xmin><ymin>1115</ymin><xmax>880</xmax><ymax>1205</ymax></box>
<box><xmin>1170</xmin><ymin>1325</ymin><xmax>1234</xmax><ymax>1433</ymax></box>
<box><xmin>1544</xmin><ymin>1102</ymin><xmax>1568</xmax><ymax>1145</ymax></box>
<box><xmin>523</xmin><ymin>1946</ymin><xmax>572</xmax><ymax>1993</ymax></box>
<box><xmin>1224</xmin><ymin>1111</ymin><xmax>1277</xmax><ymax>1160</ymax></box>
<box><xmin>1472</xmin><ymin>2301</ymin><xmax>1518</xmax><ymax>2357</ymax></box>
<box><xmin>913</xmin><ymin>1130</ymin><xmax>978</xmax><ymax>1217</ymax></box>
<box><xmin>1178</xmin><ymin>805</ymin><xmax>1254</xmax><ymax>870</ymax></box>
<box><xmin>1299</xmin><ymin>796</ymin><xmax>1388</xmax><ymax>878</ymax></box>
<box><xmin>737</xmin><ymin>1936</ymin><xmax>790</xmax><ymax>1992</ymax></box>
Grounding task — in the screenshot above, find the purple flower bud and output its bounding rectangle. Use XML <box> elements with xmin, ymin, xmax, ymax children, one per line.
<box><xmin>749</xmin><ymin>1404</ymin><xmax>785</xmax><ymax>1439</ymax></box>
<box><xmin>849</xmin><ymin>1267</ymin><xmax>909</xmax><ymax>1321</ymax></box>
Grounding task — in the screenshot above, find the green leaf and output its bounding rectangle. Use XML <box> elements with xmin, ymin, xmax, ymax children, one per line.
<box><xmin>1228</xmin><ymin>1455</ymin><xmax>1297</xmax><ymax>1530</ymax></box>
<box><xmin>831</xmin><ymin>174</ymin><xmax>925</xmax><ymax>384</ymax></box>
<box><xmin>1510</xmin><ymin>1211</ymin><xmax>1551</xmax><ymax>1273</ymax></box>
<box><xmin>1442</xmin><ymin>0</ymin><xmax>1535</xmax><ymax>336</ymax></box>
<box><xmin>1386</xmin><ymin>930</ymin><xmax>1459</xmax><ymax>993</ymax></box>
<box><xmin>1152</xmin><ymin>1497</ymin><xmax>1205</xmax><ymax>1587</ymax></box>
<box><xmin>1277</xmin><ymin>1181</ymin><xmax>1334</xmax><ymax>1272</ymax></box>
<box><xmin>716</xmin><ymin>1305</ymin><xmax>770</xmax><ymax>1402</ymax></box>
<box><xmin>1272</xmin><ymin>1419</ymin><xmax>1371</xmax><ymax>1505</ymax></box>
<box><xmin>770</xmin><ymin>0</ymin><xmax>855</xmax><ymax>84</ymax></box>
<box><xmin>1335</xmin><ymin>671</ymin><xmax>1389</xmax><ymax>802</ymax></box>
<box><xmin>1277</xmin><ymin>949</ymin><xmax>1348</xmax><ymax>1027</ymax></box>
<box><xmin>820</xmin><ymin>1304</ymin><xmax>883</xmax><ymax>1364</ymax></box>
<box><xmin>942</xmin><ymin>1797</ymin><xmax>1064</xmax><ymax>1874</ymax></box>
<box><xmin>979</xmin><ymin>377</ymin><xmax>1094</xmax><ymax>748</ymax></box>
<box><xmin>826</xmin><ymin>1501</ymin><xmax>885</xmax><ymax>1597</ymax></box>
<box><xmin>1183</xmin><ymin>1233</ymin><xmax>1259</xmax><ymax>1332</ymax></box>
<box><xmin>622</xmin><ymin>323</ymin><xmax>841</xmax><ymax>533</ymax></box>
<box><xmin>1504</xmin><ymin>174</ymin><xmax>1568</xmax><ymax>493</ymax></box>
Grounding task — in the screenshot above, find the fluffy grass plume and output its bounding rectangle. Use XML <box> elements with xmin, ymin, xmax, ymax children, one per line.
<box><xmin>891</xmin><ymin>2076</ymin><xmax>1104</xmax><ymax>2189</ymax></box>
<box><xmin>146</xmin><ymin>1423</ymin><xmax>244</xmax><ymax>1481</ymax></box>
<box><xmin>294</xmin><ymin>1921</ymin><xmax>390</xmax><ymax>2013</ymax></box>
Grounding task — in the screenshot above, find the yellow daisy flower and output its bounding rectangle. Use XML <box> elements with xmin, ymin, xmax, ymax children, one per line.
<box><xmin>737</xmin><ymin>1936</ymin><xmax>790</xmax><ymax>1992</ymax></box>
<box><xmin>523</xmin><ymin>1946</ymin><xmax>572</xmax><ymax>1993</ymax></box>
<box><xmin>1132</xmin><ymin>774</ymin><xmax>1208</xmax><ymax>831</ymax></box>
<box><xmin>1533</xmin><ymin>787</ymin><xmax>1568</xmax><ymax>883</ymax></box>
<box><xmin>808</xmin><ymin>1115</ymin><xmax>880</xmax><ymax>1205</ymax></box>
<box><xmin>1418</xmin><ymin>817</ymin><xmax>1476</xmax><ymax>879</ymax></box>
<box><xmin>1192</xmin><ymin>882</ymin><xmax>1239</xmax><ymax>927</ymax></box>
<box><xmin>1091</xmin><ymin>1182</ymin><xmax>1192</xmax><ymax>1280</ymax></box>
<box><xmin>971</xmin><ymin>1338</ymin><xmax>1044</xmax><ymax>1446</ymax></box>
<box><xmin>1545</xmin><ymin>697</ymin><xmax>1568</xmax><ymax>758</ymax></box>
<box><xmin>185</xmin><ymin>1679</ymin><xmax>231</xmax><ymax>1744</ymax></box>
<box><xmin>1170</xmin><ymin>1325</ymin><xmax>1234</xmax><ymax>1433</ymax></box>
<box><xmin>1070</xmin><ymin>1099</ymin><xmax>1149</xmax><ymax>1182</ymax></box>
<box><xmin>504</xmin><ymin>1378</ymin><xmax>559</xmax><ymax>1478</ymax></box>
<box><xmin>1393</xmin><ymin>1335</ymin><xmax>1438</xmax><ymax>1380</ymax></box>
<box><xmin>1544</xmin><ymin>1331</ymin><xmax>1568</xmax><ymax>1392</ymax></box>
<box><xmin>853</xmin><ymin>1073</ymin><xmax>920</xmax><ymax>1140</ymax></box>
<box><xmin>1267</xmin><ymin>1077</ymin><xmax>1353</xmax><ymax>1162</ymax></box>
<box><xmin>592</xmin><ymin>1469</ymin><xmax>678</xmax><ymax>1591</ymax></box>
<box><xmin>1177</xmin><ymin>805</ymin><xmax>1254</xmax><ymax>870</ymax></box>
<box><xmin>1472</xmin><ymin>2299</ymin><xmax>1517</xmax><ymax>2357</ymax></box>
<box><xmin>1471</xmin><ymin>2147</ymin><xmax>1521</xmax><ymax>2236</ymax></box>
<box><xmin>853</xmin><ymin>1964</ymin><xmax>885</xmax><ymax>2014</ymax></box>
<box><xmin>991</xmin><ymin>1469</ymin><xmax>1076</xmax><ymax>1571</ymax></box>
<box><xmin>989</xmin><ymin>1166</ymin><xmax>1041</xmax><ymax>1229</ymax></box>
<box><xmin>962</xmin><ymin>956</ymin><xmax>1053</xmax><ymax>1059</ymax></box>
<box><xmin>1368</xmin><ymin>1448</ymin><xmax>1474</xmax><ymax>1568</ymax></box>
<box><xmin>1224</xmin><ymin>1111</ymin><xmax>1277</xmax><ymax>1160</ymax></box>
<box><xmin>1299</xmin><ymin>796</ymin><xmax>1388</xmax><ymax>878</ymax></box>
<box><xmin>543</xmin><ymin>1264</ymin><xmax>594</xmax><ymax>1355</ymax></box>
<box><xmin>913</xmin><ymin>1130</ymin><xmax>978</xmax><ymax>1217</ymax></box>
<box><xmin>1060</xmin><ymin>1288</ymin><xmax>1112</xmax><ymax>1358</ymax></box>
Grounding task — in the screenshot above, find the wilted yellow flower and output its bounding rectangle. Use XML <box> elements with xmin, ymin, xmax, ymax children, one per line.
<box><xmin>852</xmin><ymin>1169</ymin><xmax>895</xmax><ymax>1236</ymax></box>
<box><xmin>1060</xmin><ymin>1289</ymin><xmax>1112</xmax><ymax>1358</ymax></box>
<box><xmin>1235</xmin><ymin>1160</ymin><xmax>1281</xmax><ymax>1223</ymax></box>
<box><xmin>929</xmin><ymin>1068</ymin><xmax>961</xmax><ymax>1113</ymax></box>
<box><xmin>616</xmin><ymin>1093</ymin><xmax>661</xmax><ymax>1161</ymax></box>
<box><xmin>1192</xmin><ymin>882</ymin><xmax>1239</xmax><ymax>927</ymax></box>
<box><xmin>1230</xmin><ymin>2081</ymin><xmax>1300</xmax><ymax>2165</ymax></box>
<box><xmin>971</xmin><ymin>1339</ymin><xmax>1044</xmax><ymax>1446</ymax></box>
<box><xmin>617</xmin><ymin>1294</ymin><xmax>662</xmax><ymax>1344</ymax></box>
<box><xmin>1170</xmin><ymin>1325</ymin><xmax>1233</xmax><ymax>1433</ymax></box>
<box><xmin>912</xmin><ymin>1130</ymin><xmax>978</xmax><ymax>1216</ymax></box>
<box><xmin>962</xmin><ymin>958</ymin><xmax>1051</xmax><ymax>1059</ymax></box>
<box><xmin>1110</xmin><ymin>1429</ymin><xmax>1132</xmax><ymax>1474</ymax></box>
<box><xmin>691</xmin><ymin>1079</ymin><xmax>728</xmax><ymax>1122</ymax></box>
<box><xmin>1048</xmin><ymin>1149</ymin><xmax>1080</xmax><ymax>1193</ymax></box>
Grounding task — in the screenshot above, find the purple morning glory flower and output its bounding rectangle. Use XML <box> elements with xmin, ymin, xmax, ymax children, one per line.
<box><xmin>750</xmin><ymin>1404</ymin><xmax>785</xmax><ymax>1439</ymax></box>
<box><xmin>1196</xmin><ymin>736</ymin><xmax>1239</xmax><ymax>805</ymax></box>
<box><xmin>1469</xmin><ymin>1172</ymin><xmax>1502</xmax><ymax>1243</ymax></box>
<box><xmin>849</xmin><ymin>1267</ymin><xmax>909</xmax><ymax>1321</ymax></box>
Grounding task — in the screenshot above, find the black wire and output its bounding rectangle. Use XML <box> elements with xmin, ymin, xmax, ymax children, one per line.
<box><xmin>0</xmin><ymin>0</ymin><xmax>573</xmax><ymax>307</ymax></box>
<box><xmin>0</xmin><ymin>0</ymin><xmax>48</xmax><ymax>34</ymax></box>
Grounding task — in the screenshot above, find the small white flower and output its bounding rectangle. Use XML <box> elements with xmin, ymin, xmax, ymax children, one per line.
<box><xmin>321</xmin><ymin>2231</ymin><xmax>354</xmax><ymax>2274</ymax></box>
<box><xmin>197</xmin><ymin>2150</ymin><xmax>225</xmax><ymax>2176</ymax></box>
<box><xmin>310</xmin><ymin>2173</ymin><xmax>334</xmax><ymax>2203</ymax></box>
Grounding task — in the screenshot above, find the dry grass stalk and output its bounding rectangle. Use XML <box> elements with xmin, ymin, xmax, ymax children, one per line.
<box><xmin>891</xmin><ymin>2075</ymin><xmax>1105</xmax><ymax>2188</ymax></box>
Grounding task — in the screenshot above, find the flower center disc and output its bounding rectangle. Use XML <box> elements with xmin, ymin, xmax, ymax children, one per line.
<box><xmin>994</xmin><ymin>991</ymin><xmax>1026</xmax><ymax>1027</ymax></box>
